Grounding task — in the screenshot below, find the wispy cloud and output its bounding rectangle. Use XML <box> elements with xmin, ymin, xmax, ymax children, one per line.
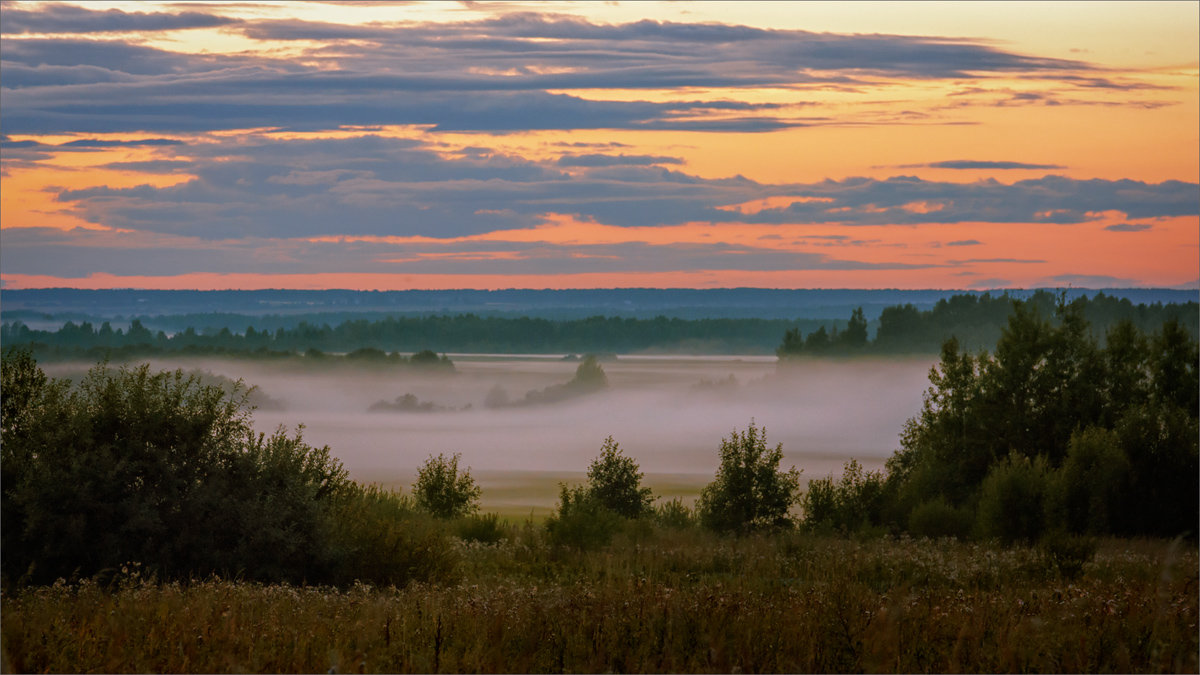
<box><xmin>0</xmin><ymin>11</ymin><xmax>1099</xmax><ymax>136</ymax></box>
<box><xmin>0</xmin><ymin>3</ymin><xmax>241</xmax><ymax>34</ymax></box>
<box><xmin>46</xmin><ymin>135</ymin><xmax>1199</xmax><ymax>239</ymax></box>
<box><xmin>899</xmin><ymin>160</ymin><xmax>1066</xmax><ymax>170</ymax></box>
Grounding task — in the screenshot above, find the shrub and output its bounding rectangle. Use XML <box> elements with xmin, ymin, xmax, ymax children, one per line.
<box><xmin>1037</xmin><ymin>531</ymin><xmax>1097</xmax><ymax>580</ymax></box>
<box><xmin>457</xmin><ymin>512</ymin><xmax>508</xmax><ymax>545</ymax></box>
<box><xmin>1048</xmin><ymin>426</ymin><xmax>1129</xmax><ymax>535</ymax></box>
<box><xmin>653</xmin><ymin>498</ymin><xmax>695</xmax><ymax>529</ymax></box>
<box><xmin>975</xmin><ymin>453</ymin><xmax>1052</xmax><ymax>543</ymax></box>
<box><xmin>907</xmin><ymin>497</ymin><xmax>973</xmax><ymax>539</ymax></box>
<box><xmin>325</xmin><ymin>485</ymin><xmax>458</xmax><ymax>586</ymax></box>
<box><xmin>800</xmin><ymin>459</ymin><xmax>885</xmax><ymax>535</ymax></box>
<box><xmin>697</xmin><ymin>422</ymin><xmax>802</xmax><ymax>533</ymax></box>
<box><xmin>1</xmin><ymin>353</ymin><xmax>352</xmax><ymax>585</ymax></box>
<box><xmin>586</xmin><ymin>436</ymin><xmax>654</xmax><ymax>519</ymax></box>
<box><xmin>544</xmin><ymin>484</ymin><xmax>623</xmax><ymax>550</ymax></box>
<box><xmin>413</xmin><ymin>452</ymin><xmax>481</xmax><ymax>519</ymax></box>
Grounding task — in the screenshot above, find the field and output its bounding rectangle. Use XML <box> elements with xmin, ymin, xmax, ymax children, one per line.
<box><xmin>3</xmin><ymin>532</ymin><xmax>1196</xmax><ymax>673</ymax></box>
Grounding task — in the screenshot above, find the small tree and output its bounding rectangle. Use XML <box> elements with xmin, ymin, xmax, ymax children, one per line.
<box><xmin>586</xmin><ymin>436</ymin><xmax>653</xmax><ymax>519</ymax></box>
<box><xmin>697</xmin><ymin>422</ymin><xmax>802</xmax><ymax>533</ymax></box>
<box><xmin>413</xmin><ymin>453</ymin><xmax>480</xmax><ymax>518</ymax></box>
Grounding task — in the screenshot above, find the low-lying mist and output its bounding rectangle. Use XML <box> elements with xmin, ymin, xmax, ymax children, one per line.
<box><xmin>51</xmin><ymin>355</ymin><xmax>935</xmax><ymax>491</ymax></box>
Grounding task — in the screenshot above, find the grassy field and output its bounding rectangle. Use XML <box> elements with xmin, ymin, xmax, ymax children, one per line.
<box><xmin>3</xmin><ymin>530</ymin><xmax>1196</xmax><ymax>673</ymax></box>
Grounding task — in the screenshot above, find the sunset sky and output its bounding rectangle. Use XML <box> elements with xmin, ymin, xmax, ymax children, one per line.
<box><xmin>1</xmin><ymin>0</ymin><xmax>1197</xmax><ymax>291</ymax></box>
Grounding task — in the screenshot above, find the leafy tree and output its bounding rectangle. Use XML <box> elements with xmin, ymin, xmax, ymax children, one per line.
<box><xmin>697</xmin><ymin>422</ymin><xmax>802</xmax><ymax>533</ymax></box>
<box><xmin>413</xmin><ymin>452</ymin><xmax>481</xmax><ymax>518</ymax></box>
<box><xmin>585</xmin><ymin>436</ymin><xmax>654</xmax><ymax>519</ymax></box>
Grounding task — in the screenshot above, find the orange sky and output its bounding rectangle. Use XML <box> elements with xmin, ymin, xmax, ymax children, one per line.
<box><xmin>1</xmin><ymin>1</ymin><xmax>1197</xmax><ymax>290</ymax></box>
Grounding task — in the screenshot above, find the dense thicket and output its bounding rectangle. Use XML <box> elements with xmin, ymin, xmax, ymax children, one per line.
<box><xmin>803</xmin><ymin>296</ymin><xmax>1200</xmax><ymax>541</ymax></box>
<box><xmin>0</xmin><ymin>350</ymin><xmax>455</xmax><ymax>588</ymax></box>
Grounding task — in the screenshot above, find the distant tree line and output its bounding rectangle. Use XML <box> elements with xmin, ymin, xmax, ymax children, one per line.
<box><xmin>0</xmin><ymin>315</ymin><xmax>817</xmax><ymax>358</ymax></box>
<box><xmin>4</xmin><ymin>290</ymin><xmax>1194</xmax><ymax>359</ymax></box>
<box><xmin>778</xmin><ymin>289</ymin><xmax>1197</xmax><ymax>357</ymax></box>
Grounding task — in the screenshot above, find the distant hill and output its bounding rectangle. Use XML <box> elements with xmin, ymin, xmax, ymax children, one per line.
<box><xmin>3</xmin><ymin>288</ymin><xmax>1196</xmax><ymax>329</ymax></box>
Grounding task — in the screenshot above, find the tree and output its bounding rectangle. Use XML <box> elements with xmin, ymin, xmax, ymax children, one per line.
<box><xmin>776</xmin><ymin>327</ymin><xmax>805</xmax><ymax>359</ymax></box>
<box><xmin>413</xmin><ymin>452</ymin><xmax>481</xmax><ymax>518</ymax></box>
<box><xmin>837</xmin><ymin>307</ymin><xmax>868</xmax><ymax>349</ymax></box>
<box><xmin>804</xmin><ymin>325</ymin><xmax>830</xmax><ymax>353</ymax></box>
<box><xmin>570</xmin><ymin>354</ymin><xmax>608</xmax><ymax>391</ymax></box>
<box><xmin>697</xmin><ymin>422</ymin><xmax>801</xmax><ymax>533</ymax></box>
<box><xmin>586</xmin><ymin>436</ymin><xmax>653</xmax><ymax>519</ymax></box>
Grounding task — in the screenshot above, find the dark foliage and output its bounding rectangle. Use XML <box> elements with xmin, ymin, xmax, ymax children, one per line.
<box><xmin>697</xmin><ymin>422</ymin><xmax>802</xmax><ymax>533</ymax></box>
<box><xmin>0</xmin><ymin>350</ymin><xmax>456</xmax><ymax>588</ymax></box>
<box><xmin>875</xmin><ymin>297</ymin><xmax>1198</xmax><ymax>541</ymax></box>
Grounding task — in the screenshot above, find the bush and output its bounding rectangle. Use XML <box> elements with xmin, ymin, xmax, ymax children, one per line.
<box><xmin>800</xmin><ymin>459</ymin><xmax>885</xmax><ymax>535</ymax></box>
<box><xmin>907</xmin><ymin>497</ymin><xmax>973</xmax><ymax>539</ymax></box>
<box><xmin>1048</xmin><ymin>426</ymin><xmax>1129</xmax><ymax>535</ymax></box>
<box><xmin>653</xmin><ymin>498</ymin><xmax>695</xmax><ymax>529</ymax></box>
<box><xmin>544</xmin><ymin>484</ymin><xmax>623</xmax><ymax>550</ymax></box>
<box><xmin>1</xmin><ymin>352</ymin><xmax>352</xmax><ymax>585</ymax></box>
<box><xmin>697</xmin><ymin>422</ymin><xmax>802</xmax><ymax>533</ymax></box>
<box><xmin>586</xmin><ymin>436</ymin><xmax>653</xmax><ymax>519</ymax></box>
<box><xmin>1037</xmin><ymin>531</ymin><xmax>1097</xmax><ymax>580</ymax></box>
<box><xmin>975</xmin><ymin>453</ymin><xmax>1052</xmax><ymax>543</ymax></box>
<box><xmin>413</xmin><ymin>452</ymin><xmax>481</xmax><ymax>519</ymax></box>
<box><xmin>457</xmin><ymin>512</ymin><xmax>508</xmax><ymax>545</ymax></box>
<box><xmin>325</xmin><ymin>485</ymin><xmax>458</xmax><ymax>586</ymax></box>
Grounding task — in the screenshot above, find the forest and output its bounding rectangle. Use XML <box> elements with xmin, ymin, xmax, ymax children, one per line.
<box><xmin>1</xmin><ymin>292</ymin><xmax>1197</xmax><ymax>672</ymax></box>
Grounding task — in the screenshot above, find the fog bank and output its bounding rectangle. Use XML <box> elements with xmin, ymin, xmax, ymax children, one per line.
<box><xmin>92</xmin><ymin>355</ymin><xmax>935</xmax><ymax>485</ymax></box>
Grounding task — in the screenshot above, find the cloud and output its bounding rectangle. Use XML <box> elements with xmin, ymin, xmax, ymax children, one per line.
<box><xmin>741</xmin><ymin>175</ymin><xmax>1200</xmax><ymax>226</ymax></box>
<box><xmin>0</xmin><ymin>3</ymin><xmax>240</xmax><ymax>34</ymax></box>
<box><xmin>950</xmin><ymin>258</ymin><xmax>1045</xmax><ymax>264</ymax></box>
<box><xmin>1042</xmin><ymin>273</ymin><xmax>1142</xmax><ymax>288</ymax></box>
<box><xmin>0</xmin><ymin>11</ymin><xmax>1099</xmax><ymax>135</ymax></box>
<box><xmin>45</xmin><ymin>136</ymin><xmax>1200</xmax><ymax>239</ymax></box>
<box><xmin>59</xmin><ymin>138</ymin><xmax>185</xmax><ymax>148</ymax></box>
<box><xmin>905</xmin><ymin>160</ymin><xmax>1066</xmax><ymax>170</ymax></box>
<box><xmin>945</xmin><ymin>239</ymin><xmax>983</xmax><ymax>246</ymax></box>
<box><xmin>246</xmin><ymin>14</ymin><xmax>1088</xmax><ymax>79</ymax></box>
<box><xmin>1104</xmin><ymin>223</ymin><xmax>1152</xmax><ymax>232</ymax></box>
<box><xmin>556</xmin><ymin>154</ymin><xmax>684</xmax><ymax>167</ymax></box>
<box><xmin>0</xmin><ymin>226</ymin><xmax>936</xmax><ymax>278</ymax></box>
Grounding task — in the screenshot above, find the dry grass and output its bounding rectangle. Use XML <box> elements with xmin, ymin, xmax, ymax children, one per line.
<box><xmin>3</xmin><ymin>534</ymin><xmax>1196</xmax><ymax>673</ymax></box>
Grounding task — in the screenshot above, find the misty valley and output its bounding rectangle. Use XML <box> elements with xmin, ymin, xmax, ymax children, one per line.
<box><xmin>3</xmin><ymin>291</ymin><xmax>1197</xmax><ymax>673</ymax></box>
<box><xmin>44</xmin><ymin>353</ymin><xmax>934</xmax><ymax>515</ymax></box>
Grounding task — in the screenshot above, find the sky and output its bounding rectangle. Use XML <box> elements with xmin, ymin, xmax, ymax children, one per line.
<box><xmin>1</xmin><ymin>0</ymin><xmax>1197</xmax><ymax>291</ymax></box>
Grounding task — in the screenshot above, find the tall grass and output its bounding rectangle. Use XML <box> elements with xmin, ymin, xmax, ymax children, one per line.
<box><xmin>4</xmin><ymin>532</ymin><xmax>1196</xmax><ymax>673</ymax></box>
